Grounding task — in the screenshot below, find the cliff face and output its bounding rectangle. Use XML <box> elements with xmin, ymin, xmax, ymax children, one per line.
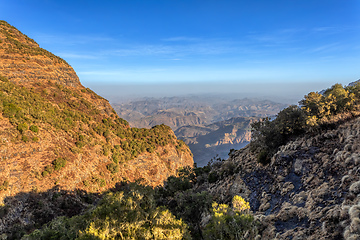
<box><xmin>199</xmin><ymin>116</ymin><xmax>360</xmax><ymax>239</ymax></box>
<box><xmin>0</xmin><ymin>21</ymin><xmax>193</xmax><ymax>206</ymax></box>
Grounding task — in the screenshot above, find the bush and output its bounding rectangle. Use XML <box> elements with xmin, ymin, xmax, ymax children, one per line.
<box><xmin>106</xmin><ymin>162</ymin><xmax>119</xmax><ymax>174</ymax></box>
<box><xmin>111</xmin><ymin>153</ymin><xmax>119</xmax><ymax>164</ymax></box>
<box><xmin>29</xmin><ymin>125</ymin><xmax>39</xmax><ymax>133</ymax></box>
<box><xmin>208</xmin><ymin>171</ymin><xmax>219</xmax><ymax>183</ymax></box>
<box><xmin>21</xmin><ymin>135</ymin><xmax>29</xmax><ymax>142</ymax></box>
<box><xmin>257</xmin><ymin>150</ymin><xmax>270</xmax><ymax>165</ymax></box>
<box><xmin>250</xmin><ymin>105</ymin><xmax>306</xmax><ymax>164</ymax></box>
<box><xmin>42</xmin><ymin>165</ymin><xmax>54</xmax><ymax>177</ymax></box>
<box><xmin>75</xmin><ymin>141</ymin><xmax>85</xmax><ymax>148</ymax></box>
<box><xmin>52</xmin><ymin>157</ymin><xmax>66</xmax><ymax>171</ymax></box>
<box><xmin>0</xmin><ymin>180</ymin><xmax>9</xmax><ymax>191</ymax></box>
<box><xmin>203</xmin><ymin>196</ymin><xmax>257</xmax><ymax>240</ymax></box>
<box><xmin>17</xmin><ymin>122</ymin><xmax>28</xmax><ymax>133</ymax></box>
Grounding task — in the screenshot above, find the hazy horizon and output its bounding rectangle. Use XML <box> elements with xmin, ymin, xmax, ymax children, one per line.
<box><xmin>86</xmin><ymin>79</ymin><xmax>357</xmax><ymax>105</ymax></box>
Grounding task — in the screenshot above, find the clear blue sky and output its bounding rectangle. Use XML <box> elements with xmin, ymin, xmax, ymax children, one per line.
<box><xmin>1</xmin><ymin>0</ymin><xmax>360</xmax><ymax>101</ymax></box>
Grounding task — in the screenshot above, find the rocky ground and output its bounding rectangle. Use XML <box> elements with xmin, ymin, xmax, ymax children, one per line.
<box><xmin>199</xmin><ymin>116</ymin><xmax>360</xmax><ymax>239</ymax></box>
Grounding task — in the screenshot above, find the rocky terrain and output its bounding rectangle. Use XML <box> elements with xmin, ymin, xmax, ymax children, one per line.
<box><xmin>198</xmin><ymin>114</ymin><xmax>360</xmax><ymax>239</ymax></box>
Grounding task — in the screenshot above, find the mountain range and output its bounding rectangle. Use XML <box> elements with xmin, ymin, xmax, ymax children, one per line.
<box><xmin>113</xmin><ymin>96</ymin><xmax>287</xmax><ymax>130</ymax></box>
<box><xmin>113</xmin><ymin>96</ymin><xmax>287</xmax><ymax>165</ymax></box>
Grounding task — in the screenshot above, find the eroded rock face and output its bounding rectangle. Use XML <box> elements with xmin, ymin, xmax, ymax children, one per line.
<box><xmin>203</xmin><ymin>116</ymin><xmax>360</xmax><ymax>239</ymax></box>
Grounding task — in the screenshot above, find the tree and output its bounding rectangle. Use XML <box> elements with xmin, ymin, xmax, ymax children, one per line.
<box><xmin>250</xmin><ymin>105</ymin><xmax>306</xmax><ymax>164</ymax></box>
<box><xmin>299</xmin><ymin>91</ymin><xmax>326</xmax><ymax>122</ymax></box>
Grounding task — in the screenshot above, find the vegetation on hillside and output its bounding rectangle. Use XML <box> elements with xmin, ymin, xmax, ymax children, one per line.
<box><xmin>0</xmin><ymin>74</ymin><xmax>189</xmax><ymax>180</ymax></box>
<box><xmin>22</xmin><ymin>182</ymin><xmax>191</xmax><ymax>240</ymax></box>
<box><xmin>22</xmin><ymin>168</ymin><xmax>257</xmax><ymax>240</ymax></box>
<box><xmin>250</xmin><ymin>82</ymin><xmax>360</xmax><ymax>164</ymax></box>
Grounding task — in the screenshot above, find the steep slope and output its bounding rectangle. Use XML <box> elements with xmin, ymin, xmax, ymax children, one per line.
<box><xmin>0</xmin><ymin>20</ymin><xmax>193</xmax><ymax>206</ymax></box>
<box><xmin>175</xmin><ymin>117</ymin><xmax>259</xmax><ymax>166</ymax></box>
<box><xmin>0</xmin><ymin>21</ymin><xmax>80</xmax><ymax>88</ymax></box>
<box><xmin>195</xmin><ymin>103</ymin><xmax>360</xmax><ymax>238</ymax></box>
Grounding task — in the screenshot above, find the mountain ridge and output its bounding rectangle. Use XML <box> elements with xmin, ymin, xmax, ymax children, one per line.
<box><xmin>0</xmin><ymin>20</ymin><xmax>193</xmax><ymax>205</ymax></box>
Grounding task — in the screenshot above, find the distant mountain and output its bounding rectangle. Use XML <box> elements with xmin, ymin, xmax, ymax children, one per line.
<box><xmin>113</xmin><ymin>96</ymin><xmax>287</xmax><ymax>165</ymax></box>
<box><xmin>112</xmin><ymin>96</ymin><xmax>287</xmax><ymax>130</ymax></box>
<box><xmin>175</xmin><ymin>117</ymin><xmax>259</xmax><ymax>166</ymax></box>
<box><xmin>347</xmin><ymin>79</ymin><xmax>360</xmax><ymax>87</ymax></box>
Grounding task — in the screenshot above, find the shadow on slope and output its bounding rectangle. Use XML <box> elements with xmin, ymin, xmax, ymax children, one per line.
<box><xmin>0</xmin><ymin>186</ymin><xmax>99</xmax><ymax>239</ymax></box>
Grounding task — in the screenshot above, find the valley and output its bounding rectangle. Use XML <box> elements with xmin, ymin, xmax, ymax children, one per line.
<box><xmin>113</xmin><ymin>96</ymin><xmax>287</xmax><ymax>165</ymax></box>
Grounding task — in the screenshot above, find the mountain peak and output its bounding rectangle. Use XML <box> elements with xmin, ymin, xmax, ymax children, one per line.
<box><xmin>0</xmin><ymin>20</ymin><xmax>81</xmax><ymax>88</ymax></box>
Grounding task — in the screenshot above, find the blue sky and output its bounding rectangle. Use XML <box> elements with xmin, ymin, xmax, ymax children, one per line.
<box><xmin>1</xmin><ymin>0</ymin><xmax>360</xmax><ymax>101</ymax></box>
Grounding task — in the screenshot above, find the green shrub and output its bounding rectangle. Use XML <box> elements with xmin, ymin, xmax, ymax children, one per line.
<box><xmin>106</xmin><ymin>162</ymin><xmax>119</xmax><ymax>174</ymax></box>
<box><xmin>0</xmin><ymin>180</ymin><xmax>9</xmax><ymax>191</ymax></box>
<box><xmin>29</xmin><ymin>125</ymin><xmax>39</xmax><ymax>133</ymax></box>
<box><xmin>203</xmin><ymin>196</ymin><xmax>257</xmax><ymax>239</ymax></box>
<box><xmin>42</xmin><ymin>165</ymin><xmax>54</xmax><ymax>177</ymax></box>
<box><xmin>257</xmin><ymin>150</ymin><xmax>270</xmax><ymax>165</ymax></box>
<box><xmin>208</xmin><ymin>171</ymin><xmax>219</xmax><ymax>183</ymax></box>
<box><xmin>75</xmin><ymin>141</ymin><xmax>85</xmax><ymax>148</ymax></box>
<box><xmin>17</xmin><ymin>122</ymin><xmax>28</xmax><ymax>133</ymax></box>
<box><xmin>23</xmin><ymin>183</ymin><xmax>190</xmax><ymax>240</ymax></box>
<box><xmin>21</xmin><ymin>135</ymin><xmax>29</xmax><ymax>142</ymax></box>
<box><xmin>52</xmin><ymin>157</ymin><xmax>66</xmax><ymax>171</ymax></box>
<box><xmin>111</xmin><ymin>153</ymin><xmax>119</xmax><ymax>164</ymax></box>
<box><xmin>98</xmin><ymin>179</ymin><xmax>106</xmax><ymax>187</ymax></box>
<box><xmin>2</xmin><ymin>102</ymin><xmax>21</xmax><ymax>118</ymax></box>
<box><xmin>250</xmin><ymin>105</ymin><xmax>306</xmax><ymax>164</ymax></box>
<box><xmin>102</xmin><ymin>144</ymin><xmax>111</xmax><ymax>156</ymax></box>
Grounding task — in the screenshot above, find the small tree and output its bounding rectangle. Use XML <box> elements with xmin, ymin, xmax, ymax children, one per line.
<box><xmin>204</xmin><ymin>195</ymin><xmax>257</xmax><ymax>240</ymax></box>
